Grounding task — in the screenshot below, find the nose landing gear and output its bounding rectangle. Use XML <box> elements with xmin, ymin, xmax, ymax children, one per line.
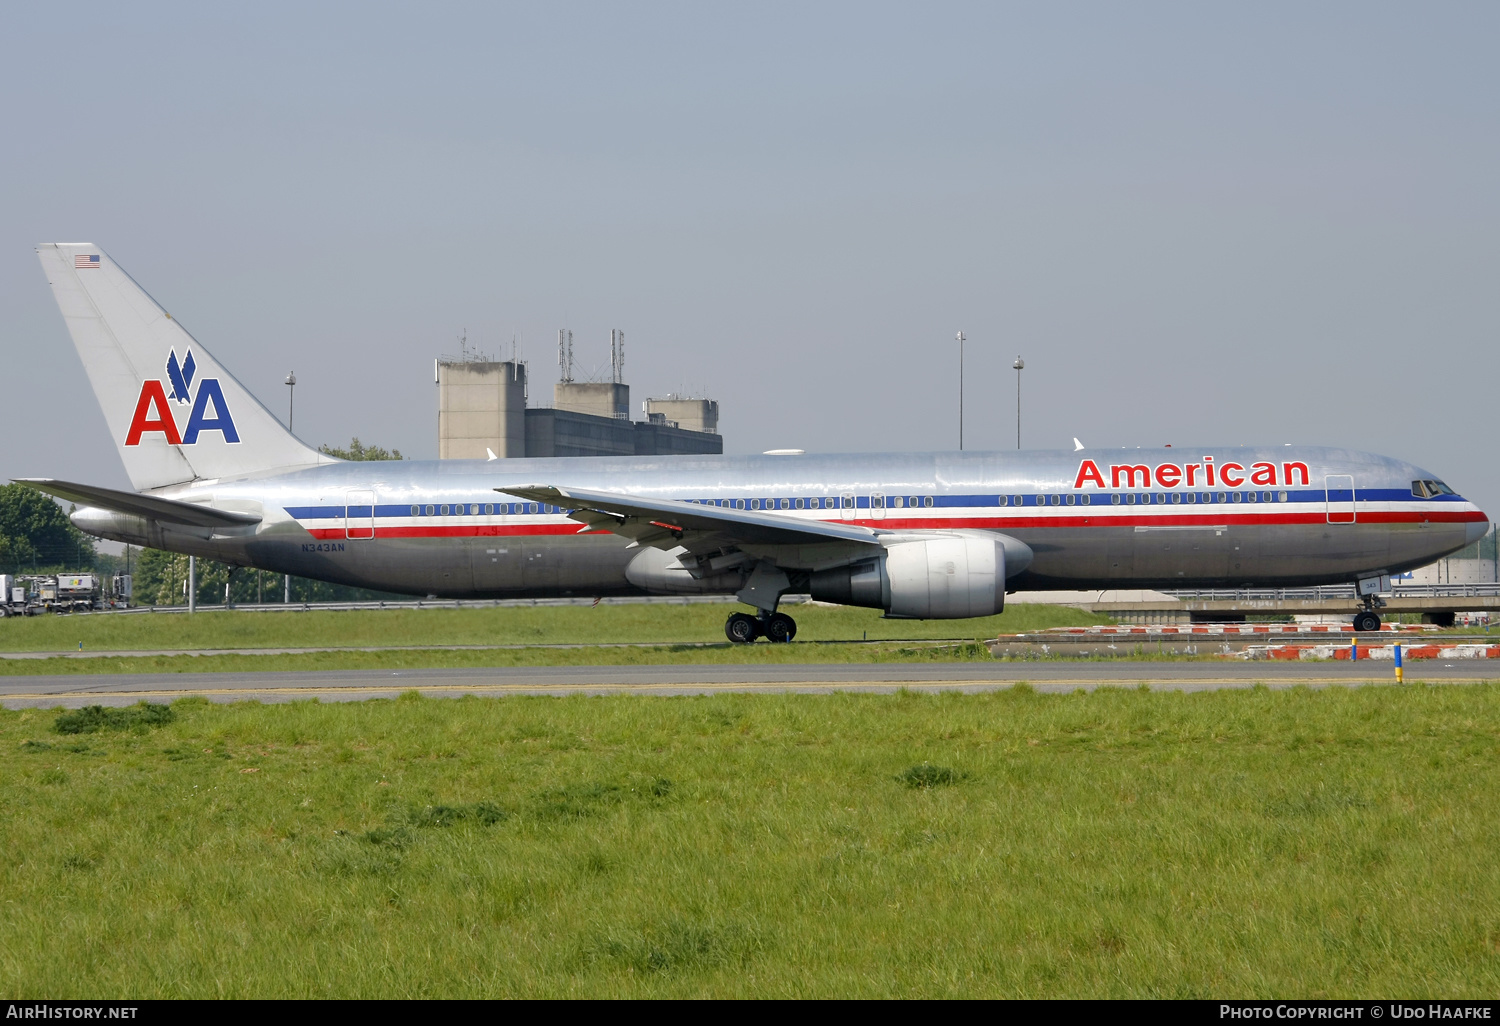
<box><xmin>1352</xmin><ymin>575</ymin><xmax>1390</xmax><ymax>633</ymax></box>
<box><xmin>724</xmin><ymin>610</ymin><xmax>797</xmax><ymax>643</ymax></box>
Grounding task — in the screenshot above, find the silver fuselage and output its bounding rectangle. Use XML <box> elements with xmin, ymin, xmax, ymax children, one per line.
<box><xmin>72</xmin><ymin>446</ymin><xmax>1488</xmax><ymax>600</ymax></box>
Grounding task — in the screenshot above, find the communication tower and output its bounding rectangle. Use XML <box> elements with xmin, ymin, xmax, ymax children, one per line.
<box><xmin>558</xmin><ymin>329</ymin><xmax>574</xmax><ymax>383</ymax></box>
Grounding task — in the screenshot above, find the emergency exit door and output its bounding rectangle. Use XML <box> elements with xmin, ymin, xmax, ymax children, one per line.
<box><xmin>345</xmin><ymin>490</ymin><xmax>376</xmax><ymax>539</ymax></box>
<box><xmin>1325</xmin><ymin>475</ymin><xmax>1355</xmax><ymax>524</ymax></box>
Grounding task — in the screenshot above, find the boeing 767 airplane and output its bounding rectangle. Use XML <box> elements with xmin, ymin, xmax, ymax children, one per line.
<box><xmin>20</xmin><ymin>244</ymin><xmax>1489</xmax><ymax>641</ymax></box>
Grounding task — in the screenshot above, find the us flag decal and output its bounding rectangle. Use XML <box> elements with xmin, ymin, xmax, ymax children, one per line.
<box><xmin>75</xmin><ymin>254</ymin><xmax>100</xmax><ymax>268</ymax></box>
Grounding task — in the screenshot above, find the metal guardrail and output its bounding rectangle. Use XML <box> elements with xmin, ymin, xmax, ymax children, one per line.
<box><xmin>1166</xmin><ymin>584</ymin><xmax>1500</xmax><ymax>601</ymax></box>
<box><xmin>14</xmin><ymin>585</ymin><xmax>1497</xmax><ymax>618</ymax></box>
<box><xmin>1384</xmin><ymin>583</ymin><xmax>1500</xmax><ymax>598</ymax></box>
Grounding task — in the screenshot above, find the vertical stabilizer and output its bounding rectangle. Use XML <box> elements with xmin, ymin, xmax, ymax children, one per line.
<box><xmin>36</xmin><ymin>244</ymin><xmax>333</xmax><ymax>490</ymax></box>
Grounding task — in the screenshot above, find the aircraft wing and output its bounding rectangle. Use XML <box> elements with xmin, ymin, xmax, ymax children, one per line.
<box><xmin>13</xmin><ymin>479</ymin><xmax>262</xmax><ymax>528</ymax></box>
<box><xmin>500</xmin><ymin>484</ymin><xmax>882</xmax><ymax>554</ymax></box>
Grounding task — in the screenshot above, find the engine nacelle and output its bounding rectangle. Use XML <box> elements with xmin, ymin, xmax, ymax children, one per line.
<box><xmin>626</xmin><ymin>545</ymin><xmax>741</xmax><ymax>594</ymax></box>
<box><xmin>811</xmin><ymin>533</ymin><xmax>1028</xmax><ymax>619</ymax></box>
<box><xmin>70</xmin><ymin>506</ymin><xmax>152</xmax><ymax>547</ymax></box>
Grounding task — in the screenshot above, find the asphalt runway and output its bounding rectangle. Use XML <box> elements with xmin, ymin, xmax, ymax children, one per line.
<box><xmin>1</xmin><ymin>661</ymin><xmax>1495</xmax><ymax>707</ymax></box>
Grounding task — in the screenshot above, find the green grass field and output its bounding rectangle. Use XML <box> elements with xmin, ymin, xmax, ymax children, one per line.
<box><xmin>0</xmin><ymin>602</ymin><xmax>1101</xmax><ymax>653</ymax></box>
<box><xmin>4</xmin><ymin>684</ymin><xmax>1498</xmax><ymax>997</ymax></box>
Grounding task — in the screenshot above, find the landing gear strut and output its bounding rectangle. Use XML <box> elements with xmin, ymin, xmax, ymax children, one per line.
<box><xmin>724</xmin><ymin>610</ymin><xmax>798</xmax><ymax>644</ymax></box>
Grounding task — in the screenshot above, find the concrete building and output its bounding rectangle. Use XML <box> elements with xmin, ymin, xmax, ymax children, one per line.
<box><xmin>644</xmin><ymin>396</ymin><xmax>719</xmax><ymax>434</ymax></box>
<box><xmin>436</xmin><ymin>359</ymin><xmax>527</xmax><ymax>460</ymax></box>
<box><xmin>524</xmin><ymin>408</ymin><xmax>637</xmax><ymax>458</ymax></box>
<box><xmin>631</xmin><ymin>417</ymin><xmax>728</xmax><ymax>456</ymax></box>
<box><xmin>555</xmin><ymin>381</ymin><xmax>630</xmax><ymax>421</ymax></box>
<box><xmin>437</xmin><ymin>353</ymin><xmax>722</xmax><ymax>459</ymax></box>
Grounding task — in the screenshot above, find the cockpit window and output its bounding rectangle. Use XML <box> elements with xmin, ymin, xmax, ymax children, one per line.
<box><xmin>1412</xmin><ymin>479</ymin><xmax>1456</xmax><ymax>498</ymax></box>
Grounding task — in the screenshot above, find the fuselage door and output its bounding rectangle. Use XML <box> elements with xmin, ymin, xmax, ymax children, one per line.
<box><xmin>871</xmin><ymin>493</ymin><xmax>886</xmax><ymax>521</ymax></box>
<box><xmin>1325</xmin><ymin>475</ymin><xmax>1355</xmax><ymax>525</ymax></box>
<box><xmin>345</xmin><ymin>489</ymin><xmax>376</xmax><ymax>540</ymax></box>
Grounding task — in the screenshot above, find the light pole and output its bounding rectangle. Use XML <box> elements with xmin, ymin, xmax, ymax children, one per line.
<box><xmin>1013</xmin><ymin>356</ymin><xmax>1024</xmax><ymax>449</ymax></box>
<box><xmin>284</xmin><ymin>371</ymin><xmax>297</xmax><ymax>432</ymax></box>
<box><xmin>955</xmin><ymin>331</ymin><xmax>966</xmax><ymax>451</ymax></box>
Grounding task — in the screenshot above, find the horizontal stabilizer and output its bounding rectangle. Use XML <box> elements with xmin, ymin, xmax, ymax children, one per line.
<box><xmin>13</xmin><ymin>479</ymin><xmax>261</xmax><ymax>528</ymax></box>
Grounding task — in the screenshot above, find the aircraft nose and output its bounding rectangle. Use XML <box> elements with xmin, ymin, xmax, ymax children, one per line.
<box><xmin>1466</xmin><ymin>519</ymin><xmax>1490</xmax><ymax>547</ymax></box>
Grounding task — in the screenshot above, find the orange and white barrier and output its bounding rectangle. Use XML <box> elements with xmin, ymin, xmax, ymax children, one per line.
<box><xmin>1245</xmin><ymin>643</ymin><xmax>1500</xmax><ymax>661</ymax></box>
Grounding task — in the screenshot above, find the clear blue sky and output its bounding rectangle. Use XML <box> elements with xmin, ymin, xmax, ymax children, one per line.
<box><xmin>2</xmin><ymin>2</ymin><xmax>1496</xmax><ymax>519</ymax></box>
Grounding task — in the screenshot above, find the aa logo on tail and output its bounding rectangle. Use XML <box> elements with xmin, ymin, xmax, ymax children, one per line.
<box><xmin>125</xmin><ymin>349</ymin><xmax>239</xmax><ymax>446</ymax></box>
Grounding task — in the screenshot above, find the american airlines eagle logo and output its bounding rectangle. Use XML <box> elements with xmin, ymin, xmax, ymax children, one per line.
<box><xmin>124</xmin><ymin>348</ymin><xmax>240</xmax><ymax>446</ymax></box>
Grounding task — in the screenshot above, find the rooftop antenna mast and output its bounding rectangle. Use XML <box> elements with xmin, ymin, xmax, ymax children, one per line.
<box><xmin>611</xmin><ymin>328</ymin><xmax>625</xmax><ymax>384</ymax></box>
<box><xmin>558</xmin><ymin>329</ymin><xmax>573</xmax><ymax>383</ymax></box>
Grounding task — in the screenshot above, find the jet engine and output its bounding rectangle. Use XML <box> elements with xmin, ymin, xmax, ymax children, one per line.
<box><xmin>810</xmin><ymin>532</ymin><xmax>1031</xmax><ymax>619</ymax></box>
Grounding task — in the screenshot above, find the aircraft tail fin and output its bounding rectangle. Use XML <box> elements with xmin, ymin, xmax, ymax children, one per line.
<box><xmin>36</xmin><ymin>243</ymin><xmax>333</xmax><ymax>490</ymax></box>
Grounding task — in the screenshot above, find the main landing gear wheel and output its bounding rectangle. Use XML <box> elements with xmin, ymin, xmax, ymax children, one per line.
<box><xmin>1352</xmin><ymin>610</ymin><xmax>1382</xmax><ymax>633</ymax></box>
<box><xmin>763</xmin><ymin>612</ymin><xmax>797</xmax><ymax>644</ymax></box>
<box><xmin>725</xmin><ymin>612</ymin><xmax>761</xmax><ymax>644</ymax></box>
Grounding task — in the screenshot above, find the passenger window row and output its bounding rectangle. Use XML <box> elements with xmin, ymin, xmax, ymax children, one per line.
<box><xmin>405</xmin><ymin>489</ymin><xmax>1299</xmax><ymax>519</ymax></box>
<box><xmin>411</xmin><ymin>502</ymin><xmax>556</xmax><ymax>516</ymax></box>
<box><xmin>692</xmin><ymin>496</ymin><xmax>936</xmax><ymax>511</ymax></box>
<box><xmin>1003</xmin><ymin>491</ymin><xmax>1289</xmax><ymax>507</ymax></box>
<box><xmin>404</xmin><ymin>496</ymin><xmax>946</xmax><ymax>517</ymax></box>
<box><xmin>404</xmin><ymin>489</ymin><xmax>1304</xmax><ymax>519</ymax></box>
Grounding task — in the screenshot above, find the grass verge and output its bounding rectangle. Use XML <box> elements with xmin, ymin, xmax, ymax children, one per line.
<box><xmin>3</xmin><ymin>684</ymin><xmax>1498</xmax><ymax>997</ymax></box>
<box><xmin>0</xmin><ymin>602</ymin><xmax>1102</xmax><ymax>653</ymax></box>
<box><xmin>0</xmin><ymin>641</ymin><xmax>1249</xmax><ymax>677</ymax></box>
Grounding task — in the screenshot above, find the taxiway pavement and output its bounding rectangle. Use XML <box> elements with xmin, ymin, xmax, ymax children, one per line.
<box><xmin>1</xmin><ymin>661</ymin><xmax>1495</xmax><ymax>707</ymax></box>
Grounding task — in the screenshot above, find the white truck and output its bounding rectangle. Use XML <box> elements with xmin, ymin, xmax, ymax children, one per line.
<box><xmin>0</xmin><ymin>575</ymin><xmax>25</xmax><ymax>616</ymax></box>
<box><xmin>0</xmin><ymin>573</ymin><xmax>132</xmax><ymax>616</ymax></box>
